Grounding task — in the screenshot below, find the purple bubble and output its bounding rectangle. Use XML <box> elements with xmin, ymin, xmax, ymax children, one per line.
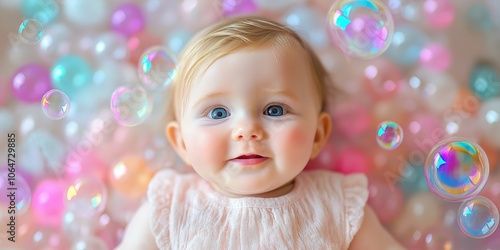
<box><xmin>223</xmin><ymin>0</ymin><xmax>257</xmax><ymax>17</ymax></box>
<box><xmin>111</xmin><ymin>3</ymin><xmax>145</xmax><ymax>37</ymax></box>
<box><xmin>10</xmin><ymin>63</ymin><xmax>53</xmax><ymax>103</ymax></box>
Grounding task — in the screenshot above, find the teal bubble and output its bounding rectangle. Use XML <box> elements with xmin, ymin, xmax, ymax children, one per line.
<box><xmin>51</xmin><ymin>55</ymin><xmax>92</xmax><ymax>98</ymax></box>
<box><xmin>469</xmin><ymin>63</ymin><xmax>500</xmax><ymax>101</ymax></box>
<box><xmin>22</xmin><ymin>0</ymin><xmax>60</xmax><ymax>25</ymax></box>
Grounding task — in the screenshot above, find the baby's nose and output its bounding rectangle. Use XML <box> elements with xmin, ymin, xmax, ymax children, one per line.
<box><xmin>231</xmin><ymin>122</ymin><xmax>264</xmax><ymax>141</ymax></box>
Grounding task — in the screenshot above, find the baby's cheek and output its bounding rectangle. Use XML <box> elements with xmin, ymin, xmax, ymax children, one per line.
<box><xmin>277</xmin><ymin>126</ymin><xmax>314</xmax><ymax>156</ymax></box>
<box><xmin>185</xmin><ymin>127</ymin><xmax>226</xmax><ymax>165</ymax></box>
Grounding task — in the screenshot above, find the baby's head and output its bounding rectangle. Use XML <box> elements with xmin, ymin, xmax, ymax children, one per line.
<box><xmin>166</xmin><ymin>16</ymin><xmax>333</xmax><ymax>197</ymax></box>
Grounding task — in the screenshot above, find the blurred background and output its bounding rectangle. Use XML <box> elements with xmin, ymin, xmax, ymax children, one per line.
<box><xmin>0</xmin><ymin>0</ymin><xmax>500</xmax><ymax>249</ymax></box>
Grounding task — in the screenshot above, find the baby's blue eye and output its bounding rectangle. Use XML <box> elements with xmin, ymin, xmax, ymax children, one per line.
<box><xmin>265</xmin><ymin>105</ymin><xmax>284</xmax><ymax>116</ymax></box>
<box><xmin>210</xmin><ymin>107</ymin><xmax>228</xmax><ymax>119</ymax></box>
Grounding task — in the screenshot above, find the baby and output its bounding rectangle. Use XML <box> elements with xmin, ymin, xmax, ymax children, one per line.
<box><xmin>117</xmin><ymin>16</ymin><xmax>404</xmax><ymax>250</ymax></box>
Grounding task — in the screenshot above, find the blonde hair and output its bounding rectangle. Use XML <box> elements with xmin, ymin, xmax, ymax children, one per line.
<box><xmin>168</xmin><ymin>16</ymin><xmax>333</xmax><ymax>122</ymax></box>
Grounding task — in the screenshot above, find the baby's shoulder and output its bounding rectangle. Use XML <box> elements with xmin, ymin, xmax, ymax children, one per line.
<box><xmin>147</xmin><ymin>169</ymin><xmax>199</xmax><ymax>206</ymax></box>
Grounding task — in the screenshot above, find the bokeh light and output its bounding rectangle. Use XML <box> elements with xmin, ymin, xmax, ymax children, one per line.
<box><xmin>327</xmin><ymin>0</ymin><xmax>394</xmax><ymax>59</ymax></box>
<box><xmin>425</xmin><ymin>138</ymin><xmax>489</xmax><ymax>202</ymax></box>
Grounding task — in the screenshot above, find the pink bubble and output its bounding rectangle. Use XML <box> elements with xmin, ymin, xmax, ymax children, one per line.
<box><xmin>334</xmin><ymin>147</ymin><xmax>371</xmax><ymax>174</ymax></box>
<box><xmin>419</xmin><ymin>43</ymin><xmax>451</xmax><ymax>72</ymax></box>
<box><xmin>111</xmin><ymin>3</ymin><xmax>145</xmax><ymax>37</ymax></box>
<box><xmin>367</xmin><ymin>174</ymin><xmax>404</xmax><ymax>224</ymax></box>
<box><xmin>10</xmin><ymin>63</ymin><xmax>52</xmax><ymax>103</ymax></box>
<box><xmin>223</xmin><ymin>0</ymin><xmax>257</xmax><ymax>16</ymax></box>
<box><xmin>64</xmin><ymin>150</ymin><xmax>109</xmax><ymax>181</ymax></box>
<box><xmin>32</xmin><ymin>179</ymin><xmax>66</xmax><ymax>227</ymax></box>
<box><xmin>423</xmin><ymin>0</ymin><xmax>455</xmax><ymax>29</ymax></box>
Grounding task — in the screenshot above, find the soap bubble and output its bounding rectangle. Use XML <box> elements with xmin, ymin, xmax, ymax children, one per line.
<box><xmin>137</xmin><ymin>46</ymin><xmax>176</xmax><ymax>91</ymax></box>
<box><xmin>41</xmin><ymin>89</ymin><xmax>71</xmax><ymax>120</ymax></box>
<box><xmin>425</xmin><ymin>138</ymin><xmax>489</xmax><ymax>202</ymax></box>
<box><xmin>110</xmin><ymin>85</ymin><xmax>153</xmax><ymax>127</ymax></box>
<box><xmin>65</xmin><ymin>177</ymin><xmax>108</xmax><ymax>218</ymax></box>
<box><xmin>327</xmin><ymin>0</ymin><xmax>394</xmax><ymax>59</ymax></box>
<box><xmin>18</xmin><ymin>19</ymin><xmax>44</xmax><ymax>44</ymax></box>
<box><xmin>458</xmin><ymin>196</ymin><xmax>499</xmax><ymax>238</ymax></box>
<box><xmin>376</xmin><ymin>121</ymin><xmax>403</xmax><ymax>150</ymax></box>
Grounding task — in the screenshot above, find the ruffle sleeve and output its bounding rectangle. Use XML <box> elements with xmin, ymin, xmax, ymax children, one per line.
<box><xmin>342</xmin><ymin>173</ymin><xmax>369</xmax><ymax>245</ymax></box>
<box><xmin>147</xmin><ymin>169</ymin><xmax>177</xmax><ymax>249</ymax></box>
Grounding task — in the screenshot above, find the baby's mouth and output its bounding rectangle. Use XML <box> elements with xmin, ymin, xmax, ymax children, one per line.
<box><xmin>231</xmin><ymin>154</ymin><xmax>268</xmax><ymax>166</ymax></box>
<box><xmin>235</xmin><ymin>154</ymin><xmax>263</xmax><ymax>159</ymax></box>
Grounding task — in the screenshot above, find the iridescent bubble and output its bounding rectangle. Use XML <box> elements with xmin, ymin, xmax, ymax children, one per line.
<box><xmin>137</xmin><ymin>46</ymin><xmax>176</xmax><ymax>91</ymax></box>
<box><xmin>65</xmin><ymin>177</ymin><xmax>107</xmax><ymax>218</ymax></box>
<box><xmin>18</xmin><ymin>19</ymin><xmax>44</xmax><ymax>44</ymax></box>
<box><xmin>469</xmin><ymin>63</ymin><xmax>500</xmax><ymax>101</ymax></box>
<box><xmin>110</xmin><ymin>85</ymin><xmax>153</xmax><ymax>127</ymax></box>
<box><xmin>327</xmin><ymin>0</ymin><xmax>394</xmax><ymax>59</ymax></box>
<box><xmin>458</xmin><ymin>196</ymin><xmax>499</xmax><ymax>238</ymax></box>
<box><xmin>41</xmin><ymin>89</ymin><xmax>70</xmax><ymax>120</ymax></box>
<box><xmin>376</xmin><ymin>121</ymin><xmax>403</xmax><ymax>150</ymax></box>
<box><xmin>425</xmin><ymin>138</ymin><xmax>489</xmax><ymax>202</ymax></box>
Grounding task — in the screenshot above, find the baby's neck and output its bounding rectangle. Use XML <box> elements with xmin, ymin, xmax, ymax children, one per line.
<box><xmin>212</xmin><ymin>180</ymin><xmax>295</xmax><ymax>198</ymax></box>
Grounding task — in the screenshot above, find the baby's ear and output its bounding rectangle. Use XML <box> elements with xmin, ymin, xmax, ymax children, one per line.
<box><xmin>166</xmin><ymin>121</ymin><xmax>191</xmax><ymax>166</ymax></box>
<box><xmin>310</xmin><ymin>112</ymin><xmax>332</xmax><ymax>159</ymax></box>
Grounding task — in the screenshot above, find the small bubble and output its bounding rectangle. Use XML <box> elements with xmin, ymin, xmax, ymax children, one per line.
<box><xmin>18</xmin><ymin>19</ymin><xmax>44</xmax><ymax>44</ymax></box>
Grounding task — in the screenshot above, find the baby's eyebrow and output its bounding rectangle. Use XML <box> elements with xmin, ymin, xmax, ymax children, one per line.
<box><xmin>191</xmin><ymin>91</ymin><xmax>228</xmax><ymax>108</ymax></box>
<box><xmin>264</xmin><ymin>89</ymin><xmax>300</xmax><ymax>102</ymax></box>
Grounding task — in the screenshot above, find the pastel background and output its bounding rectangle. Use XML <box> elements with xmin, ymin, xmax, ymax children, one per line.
<box><xmin>0</xmin><ymin>0</ymin><xmax>499</xmax><ymax>249</ymax></box>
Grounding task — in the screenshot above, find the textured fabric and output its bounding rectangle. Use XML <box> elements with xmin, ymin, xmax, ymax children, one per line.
<box><xmin>147</xmin><ymin>169</ymin><xmax>368</xmax><ymax>250</ymax></box>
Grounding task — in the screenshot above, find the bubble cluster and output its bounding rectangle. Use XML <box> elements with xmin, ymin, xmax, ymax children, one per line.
<box><xmin>425</xmin><ymin>138</ymin><xmax>489</xmax><ymax>202</ymax></box>
<box><xmin>41</xmin><ymin>89</ymin><xmax>71</xmax><ymax>120</ymax></box>
<box><xmin>110</xmin><ymin>85</ymin><xmax>153</xmax><ymax>127</ymax></box>
<box><xmin>458</xmin><ymin>196</ymin><xmax>499</xmax><ymax>238</ymax></box>
<box><xmin>137</xmin><ymin>46</ymin><xmax>176</xmax><ymax>91</ymax></box>
<box><xmin>18</xmin><ymin>19</ymin><xmax>44</xmax><ymax>44</ymax></box>
<box><xmin>327</xmin><ymin>0</ymin><xmax>394</xmax><ymax>59</ymax></box>
<box><xmin>376</xmin><ymin>121</ymin><xmax>403</xmax><ymax>150</ymax></box>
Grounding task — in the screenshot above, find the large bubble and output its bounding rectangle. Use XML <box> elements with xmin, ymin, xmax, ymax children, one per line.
<box><xmin>327</xmin><ymin>0</ymin><xmax>394</xmax><ymax>59</ymax></box>
<box><xmin>425</xmin><ymin>138</ymin><xmax>489</xmax><ymax>202</ymax></box>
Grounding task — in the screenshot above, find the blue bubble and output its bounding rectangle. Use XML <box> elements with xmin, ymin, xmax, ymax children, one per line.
<box><xmin>51</xmin><ymin>55</ymin><xmax>92</xmax><ymax>98</ymax></box>
<box><xmin>385</xmin><ymin>25</ymin><xmax>428</xmax><ymax>67</ymax></box>
<box><xmin>458</xmin><ymin>196</ymin><xmax>499</xmax><ymax>238</ymax></box>
<box><xmin>469</xmin><ymin>63</ymin><xmax>500</xmax><ymax>101</ymax></box>
<box><xmin>22</xmin><ymin>0</ymin><xmax>60</xmax><ymax>25</ymax></box>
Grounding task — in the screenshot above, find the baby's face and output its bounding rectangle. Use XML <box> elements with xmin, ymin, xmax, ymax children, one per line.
<box><xmin>179</xmin><ymin>46</ymin><xmax>323</xmax><ymax>197</ymax></box>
